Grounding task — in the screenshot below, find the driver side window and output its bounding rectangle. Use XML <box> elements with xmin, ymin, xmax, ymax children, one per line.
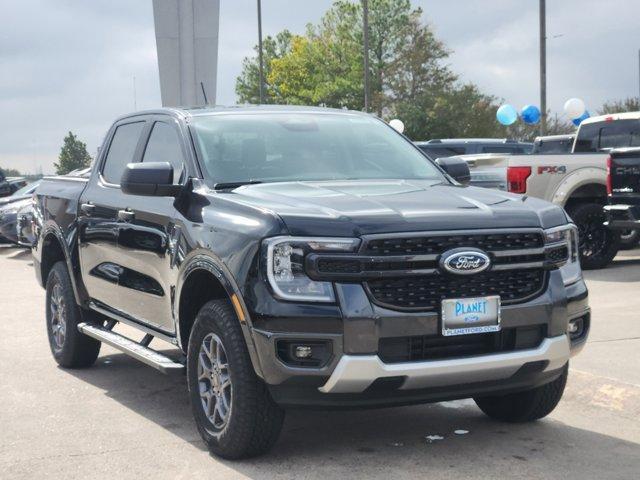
<box><xmin>142</xmin><ymin>122</ymin><xmax>185</xmax><ymax>184</ymax></box>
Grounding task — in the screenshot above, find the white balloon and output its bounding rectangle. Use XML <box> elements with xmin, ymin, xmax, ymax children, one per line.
<box><xmin>389</xmin><ymin>118</ymin><xmax>405</xmax><ymax>134</ymax></box>
<box><xmin>564</xmin><ymin>98</ymin><xmax>586</xmax><ymax>119</ymax></box>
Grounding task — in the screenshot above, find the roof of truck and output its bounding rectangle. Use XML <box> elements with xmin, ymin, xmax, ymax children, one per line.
<box><xmin>115</xmin><ymin>105</ymin><xmax>367</xmax><ymax>122</ymax></box>
<box><xmin>581</xmin><ymin>111</ymin><xmax>640</xmax><ymax>125</ymax></box>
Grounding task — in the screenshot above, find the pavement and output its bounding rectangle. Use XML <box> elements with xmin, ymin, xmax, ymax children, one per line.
<box><xmin>1</xmin><ymin>244</ymin><xmax>639</xmax><ymax>479</ymax></box>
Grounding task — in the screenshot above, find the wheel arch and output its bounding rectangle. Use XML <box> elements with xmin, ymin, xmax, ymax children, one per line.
<box><xmin>40</xmin><ymin>226</ymin><xmax>84</xmax><ymax>306</ymax></box>
<box><xmin>550</xmin><ymin>167</ymin><xmax>607</xmax><ymax>209</ymax></box>
<box><xmin>176</xmin><ymin>254</ymin><xmax>264</xmax><ymax>378</ymax></box>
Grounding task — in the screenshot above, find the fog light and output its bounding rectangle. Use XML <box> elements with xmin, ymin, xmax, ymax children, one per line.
<box><xmin>295</xmin><ymin>346</ymin><xmax>313</xmax><ymax>359</ymax></box>
<box><xmin>568</xmin><ymin>317</ymin><xmax>585</xmax><ymax>339</ymax></box>
<box><xmin>276</xmin><ymin>339</ymin><xmax>332</xmax><ymax>367</ymax></box>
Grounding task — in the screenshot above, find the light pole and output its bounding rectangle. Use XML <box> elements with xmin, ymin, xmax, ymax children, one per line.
<box><xmin>257</xmin><ymin>0</ymin><xmax>264</xmax><ymax>104</ymax></box>
<box><xmin>363</xmin><ymin>0</ymin><xmax>370</xmax><ymax>113</ymax></box>
<box><xmin>539</xmin><ymin>0</ymin><xmax>547</xmax><ymax>135</ymax></box>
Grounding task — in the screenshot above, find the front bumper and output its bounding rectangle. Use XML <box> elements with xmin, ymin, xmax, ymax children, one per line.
<box><xmin>604</xmin><ymin>204</ymin><xmax>640</xmax><ymax>230</ymax></box>
<box><xmin>319</xmin><ymin>335</ymin><xmax>569</xmax><ymax>394</ymax></box>
<box><xmin>248</xmin><ymin>269</ymin><xmax>588</xmax><ymax>408</ymax></box>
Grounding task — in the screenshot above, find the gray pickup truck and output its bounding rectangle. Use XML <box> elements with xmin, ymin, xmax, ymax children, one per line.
<box><xmin>33</xmin><ymin>106</ymin><xmax>589</xmax><ymax>459</ymax></box>
<box><xmin>452</xmin><ymin>112</ymin><xmax>640</xmax><ymax>269</ymax></box>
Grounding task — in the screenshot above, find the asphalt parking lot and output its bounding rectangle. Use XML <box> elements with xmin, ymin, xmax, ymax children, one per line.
<box><xmin>1</xmin><ymin>245</ymin><xmax>639</xmax><ymax>479</ymax></box>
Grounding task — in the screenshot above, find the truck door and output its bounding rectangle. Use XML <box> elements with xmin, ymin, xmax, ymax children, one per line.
<box><xmin>110</xmin><ymin>117</ymin><xmax>188</xmax><ymax>333</ymax></box>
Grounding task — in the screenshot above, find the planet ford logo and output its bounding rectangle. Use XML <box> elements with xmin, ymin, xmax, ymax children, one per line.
<box><xmin>440</xmin><ymin>249</ymin><xmax>491</xmax><ymax>275</ymax></box>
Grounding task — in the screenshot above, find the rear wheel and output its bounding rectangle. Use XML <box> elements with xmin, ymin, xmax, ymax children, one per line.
<box><xmin>570</xmin><ymin>203</ymin><xmax>620</xmax><ymax>270</ymax></box>
<box><xmin>474</xmin><ymin>365</ymin><xmax>568</xmax><ymax>422</ymax></box>
<box><xmin>46</xmin><ymin>261</ymin><xmax>101</xmax><ymax>368</ymax></box>
<box><xmin>187</xmin><ymin>299</ymin><xmax>284</xmax><ymax>459</ymax></box>
<box><xmin>619</xmin><ymin>229</ymin><xmax>640</xmax><ymax>250</ymax></box>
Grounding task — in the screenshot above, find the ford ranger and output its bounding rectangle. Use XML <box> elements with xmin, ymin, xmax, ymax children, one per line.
<box><xmin>33</xmin><ymin>106</ymin><xmax>589</xmax><ymax>459</ymax></box>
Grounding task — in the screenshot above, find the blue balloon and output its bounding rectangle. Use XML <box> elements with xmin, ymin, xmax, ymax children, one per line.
<box><xmin>521</xmin><ymin>105</ymin><xmax>541</xmax><ymax>125</ymax></box>
<box><xmin>572</xmin><ymin>110</ymin><xmax>590</xmax><ymax>126</ymax></box>
<box><xmin>497</xmin><ymin>104</ymin><xmax>518</xmax><ymax>125</ymax></box>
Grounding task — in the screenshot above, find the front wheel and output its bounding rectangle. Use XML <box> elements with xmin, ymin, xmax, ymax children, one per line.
<box><xmin>570</xmin><ymin>203</ymin><xmax>620</xmax><ymax>270</ymax></box>
<box><xmin>474</xmin><ymin>365</ymin><xmax>568</xmax><ymax>422</ymax></box>
<box><xmin>187</xmin><ymin>299</ymin><xmax>284</xmax><ymax>459</ymax></box>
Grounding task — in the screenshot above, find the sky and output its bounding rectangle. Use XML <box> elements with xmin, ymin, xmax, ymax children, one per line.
<box><xmin>1</xmin><ymin>0</ymin><xmax>639</xmax><ymax>174</ymax></box>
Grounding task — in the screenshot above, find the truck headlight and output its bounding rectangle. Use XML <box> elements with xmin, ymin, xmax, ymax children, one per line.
<box><xmin>264</xmin><ymin>237</ymin><xmax>359</xmax><ymax>302</ymax></box>
<box><xmin>544</xmin><ymin>224</ymin><xmax>581</xmax><ymax>285</ymax></box>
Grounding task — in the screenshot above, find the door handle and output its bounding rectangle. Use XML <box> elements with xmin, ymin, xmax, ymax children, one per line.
<box><xmin>118</xmin><ymin>209</ymin><xmax>135</xmax><ymax>222</ymax></box>
<box><xmin>80</xmin><ymin>203</ymin><xmax>95</xmax><ymax>216</ymax></box>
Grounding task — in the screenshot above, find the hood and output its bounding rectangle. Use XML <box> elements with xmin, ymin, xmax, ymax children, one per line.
<box><xmin>0</xmin><ymin>194</ymin><xmax>31</xmax><ymax>207</ymax></box>
<box><xmin>0</xmin><ymin>197</ymin><xmax>31</xmax><ymax>213</ymax></box>
<box><xmin>224</xmin><ymin>180</ymin><xmax>568</xmax><ymax>237</ymax></box>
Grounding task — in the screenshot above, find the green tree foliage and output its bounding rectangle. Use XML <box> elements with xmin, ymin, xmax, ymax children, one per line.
<box><xmin>599</xmin><ymin>97</ymin><xmax>640</xmax><ymax>114</ymax></box>
<box><xmin>236</xmin><ymin>0</ymin><xmax>516</xmax><ymax>140</ymax></box>
<box><xmin>55</xmin><ymin>132</ymin><xmax>92</xmax><ymax>175</ymax></box>
<box><xmin>236</xmin><ymin>31</ymin><xmax>294</xmax><ymax>104</ymax></box>
<box><xmin>0</xmin><ymin>167</ymin><xmax>21</xmax><ymax>177</ymax></box>
<box><xmin>502</xmin><ymin>112</ymin><xmax>575</xmax><ymax>142</ymax></box>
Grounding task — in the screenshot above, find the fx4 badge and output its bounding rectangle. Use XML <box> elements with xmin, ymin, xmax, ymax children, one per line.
<box><xmin>538</xmin><ymin>165</ymin><xmax>567</xmax><ymax>174</ymax></box>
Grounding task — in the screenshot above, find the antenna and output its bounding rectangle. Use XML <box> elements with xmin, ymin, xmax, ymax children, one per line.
<box><xmin>200</xmin><ymin>82</ymin><xmax>209</xmax><ymax>105</ymax></box>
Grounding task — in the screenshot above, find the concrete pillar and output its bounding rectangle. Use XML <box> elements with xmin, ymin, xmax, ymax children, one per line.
<box><xmin>152</xmin><ymin>0</ymin><xmax>220</xmax><ymax>107</ymax></box>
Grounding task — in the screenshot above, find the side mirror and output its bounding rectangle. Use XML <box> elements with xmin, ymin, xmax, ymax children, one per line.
<box><xmin>436</xmin><ymin>157</ymin><xmax>471</xmax><ymax>185</ymax></box>
<box><xmin>121</xmin><ymin>162</ymin><xmax>181</xmax><ymax>196</ymax></box>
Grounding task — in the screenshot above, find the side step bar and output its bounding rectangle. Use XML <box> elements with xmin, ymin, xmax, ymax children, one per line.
<box><xmin>78</xmin><ymin>323</ymin><xmax>185</xmax><ymax>376</ymax></box>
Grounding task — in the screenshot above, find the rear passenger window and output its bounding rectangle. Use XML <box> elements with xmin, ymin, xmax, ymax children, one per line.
<box><xmin>142</xmin><ymin>122</ymin><xmax>185</xmax><ymax>184</ymax></box>
<box><xmin>102</xmin><ymin>122</ymin><xmax>145</xmax><ymax>184</ymax></box>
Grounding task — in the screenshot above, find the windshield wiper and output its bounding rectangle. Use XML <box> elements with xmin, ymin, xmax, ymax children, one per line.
<box><xmin>213</xmin><ymin>180</ymin><xmax>263</xmax><ymax>190</ymax></box>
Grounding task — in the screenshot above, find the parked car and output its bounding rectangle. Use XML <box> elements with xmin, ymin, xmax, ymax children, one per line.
<box><xmin>34</xmin><ymin>106</ymin><xmax>589</xmax><ymax>459</ymax></box>
<box><xmin>531</xmin><ymin>134</ymin><xmax>575</xmax><ymax>154</ymax></box>
<box><xmin>454</xmin><ymin>112</ymin><xmax>640</xmax><ymax>268</ymax></box>
<box><xmin>604</xmin><ymin>147</ymin><xmax>640</xmax><ymax>233</ymax></box>
<box><xmin>0</xmin><ymin>180</ymin><xmax>41</xmax><ymax>244</ymax></box>
<box><xmin>415</xmin><ymin>138</ymin><xmax>533</xmax><ymax>159</ymax></box>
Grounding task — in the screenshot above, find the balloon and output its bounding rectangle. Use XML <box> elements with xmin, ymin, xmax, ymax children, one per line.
<box><xmin>521</xmin><ymin>105</ymin><xmax>541</xmax><ymax>125</ymax></box>
<box><xmin>572</xmin><ymin>110</ymin><xmax>590</xmax><ymax>126</ymax></box>
<box><xmin>389</xmin><ymin>118</ymin><xmax>405</xmax><ymax>134</ymax></box>
<box><xmin>564</xmin><ymin>98</ymin><xmax>586</xmax><ymax>119</ymax></box>
<box><xmin>496</xmin><ymin>104</ymin><xmax>518</xmax><ymax>125</ymax></box>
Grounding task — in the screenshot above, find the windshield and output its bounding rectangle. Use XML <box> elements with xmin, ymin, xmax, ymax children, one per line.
<box><xmin>191</xmin><ymin>112</ymin><xmax>444</xmax><ymax>186</ymax></box>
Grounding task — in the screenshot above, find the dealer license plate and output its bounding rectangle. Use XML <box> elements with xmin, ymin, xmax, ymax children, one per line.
<box><xmin>441</xmin><ymin>296</ymin><xmax>501</xmax><ymax>337</ymax></box>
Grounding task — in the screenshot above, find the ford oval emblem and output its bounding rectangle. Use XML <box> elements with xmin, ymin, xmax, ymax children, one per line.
<box><xmin>440</xmin><ymin>248</ymin><xmax>491</xmax><ymax>275</ymax></box>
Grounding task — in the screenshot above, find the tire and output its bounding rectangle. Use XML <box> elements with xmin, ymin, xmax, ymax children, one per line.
<box><xmin>46</xmin><ymin>261</ymin><xmax>101</xmax><ymax>368</ymax></box>
<box><xmin>619</xmin><ymin>229</ymin><xmax>640</xmax><ymax>250</ymax></box>
<box><xmin>570</xmin><ymin>203</ymin><xmax>620</xmax><ymax>270</ymax></box>
<box><xmin>187</xmin><ymin>299</ymin><xmax>284</xmax><ymax>459</ymax></box>
<box><xmin>474</xmin><ymin>365</ymin><xmax>568</xmax><ymax>422</ymax></box>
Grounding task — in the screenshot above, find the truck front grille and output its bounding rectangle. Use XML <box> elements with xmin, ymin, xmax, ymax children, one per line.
<box><xmin>366</xmin><ymin>269</ymin><xmax>546</xmax><ymax>311</ymax></box>
<box><xmin>362</xmin><ymin>231</ymin><xmax>543</xmax><ymax>255</ymax></box>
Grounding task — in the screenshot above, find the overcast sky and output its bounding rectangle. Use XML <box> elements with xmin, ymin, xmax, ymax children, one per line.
<box><xmin>1</xmin><ymin>0</ymin><xmax>639</xmax><ymax>174</ymax></box>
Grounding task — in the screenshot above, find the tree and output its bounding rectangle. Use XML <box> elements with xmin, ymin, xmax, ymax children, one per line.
<box><xmin>599</xmin><ymin>97</ymin><xmax>640</xmax><ymax>115</ymax></box>
<box><xmin>55</xmin><ymin>132</ymin><xmax>92</xmax><ymax>175</ymax></box>
<box><xmin>236</xmin><ymin>30</ymin><xmax>294</xmax><ymax>104</ymax></box>
<box><xmin>235</xmin><ymin>0</ymin><xmax>531</xmax><ymax>140</ymax></box>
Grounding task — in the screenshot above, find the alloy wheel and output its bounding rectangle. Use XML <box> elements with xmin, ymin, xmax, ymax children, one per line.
<box><xmin>197</xmin><ymin>333</ymin><xmax>232</xmax><ymax>430</ymax></box>
<box><xmin>50</xmin><ymin>282</ymin><xmax>67</xmax><ymax>351</ymax></box>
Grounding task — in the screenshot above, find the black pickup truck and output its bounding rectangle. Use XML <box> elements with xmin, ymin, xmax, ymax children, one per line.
<box><xmin>33</xmin><ymin>106</ymin><xmax>590</xmax><ymax>459</ymax></box>
<box><xmin>605</xmin><ymin>147</ymin><xmax>640</xmax><ymax>230</ymax></box>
